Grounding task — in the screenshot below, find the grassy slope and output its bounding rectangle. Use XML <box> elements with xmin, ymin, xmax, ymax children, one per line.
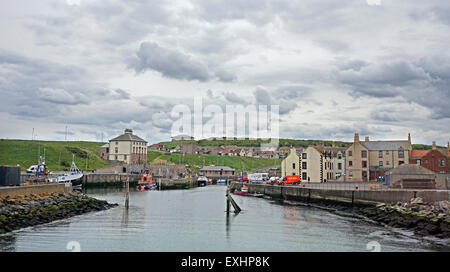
<box><xmin>148</xmin><ymin>150</ymin><xmax>281</xmax><ymax>172</ymax></box>
<box><xmin>160</xmin><ymin>139</ymin><xmax>442</xmax><ymax>151</ymax></box>
<box><xmin>158</xmin><ymin>138</ymin><xmax>350</xmax><ymax>149</ymax></box>
<box><xmin>0</xmin><ymin>139</ymin><xmax>110</xmax><ymax>171</ymax></box>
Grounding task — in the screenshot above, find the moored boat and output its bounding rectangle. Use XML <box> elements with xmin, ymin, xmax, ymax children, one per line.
<box><xmin>137</xmin><ymin>171</ymin><xmax>156</xmax><ymax>191</ymax></box>
<box><xmin>233</xmin><ymin>185</ymin><xmax>248</xmax><ymax>196</ymax></box>
<box><xmin>47</xmin><ymin>155</ymin><xmax>83</xmax><ymax>186</ymax></box>
<box><xmin>197</xmin><ymin>176</ymin><xmax>208</xmax><ymax>187</ymax></box>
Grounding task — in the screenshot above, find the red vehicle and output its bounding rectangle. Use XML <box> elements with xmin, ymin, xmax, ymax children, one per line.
<box><xmin>278</xmin><ymin>176</ymin><xmax>301</xmax><ymax>185</ymax></box>
<box><xmin>237</xmin><ymin>177</ymin><xmax>248</xmax><ymax>183</ymax></box>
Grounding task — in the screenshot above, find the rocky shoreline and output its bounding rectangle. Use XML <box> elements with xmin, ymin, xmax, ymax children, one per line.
<box><xmin>275</xmin><ymin>196</ymin><xmax>450</xmax><ymax>239</ymax></box>
<box><xmin>0</xmin><ymin>192</ymin><xmax>118</xmax><ymax>234</ymax></box>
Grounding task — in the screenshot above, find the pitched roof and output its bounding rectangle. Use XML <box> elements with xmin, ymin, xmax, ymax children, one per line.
<box><xmin>390</xmin><ymin>164</ymin><xmax>436</xmax><ymax>176</ymax></box>
<box><xmin>110</xmin><ymin>133</ymin><xmax>147</xmax><ymax>142</ymax></box>
<box><xmin>410</xmin><ymin>150</ymin><xmax>430</xmax><ymax>158</ymax></box>
<box><xmin>199</xmin><ymin>166</ymin><xmax>235</xmax><ymax>171</ymax></box>
<box><xmin>361</xmin><ymin>141</ymin><xmax>411</xmax><ymax>151</ymax></box>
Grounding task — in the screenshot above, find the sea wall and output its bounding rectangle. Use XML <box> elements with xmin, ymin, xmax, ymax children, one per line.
<box><xmin>230</xmin><ymin>183</ymin><xmax>450</xmax><ymax>238</ymax></box>
<box><xmin>0</xmin><ymin>183</ymin><xmax>72</xmax><ymax>199</ymax></box>
<box><xmin>232</xmin><ymin>183</ymin><xmax>449</xmax><ymax>204</ymax></box>
<box><xmin>82</xmin><ymin>173</ymin><xmax>141</xmax><ymax>187</ymax></box>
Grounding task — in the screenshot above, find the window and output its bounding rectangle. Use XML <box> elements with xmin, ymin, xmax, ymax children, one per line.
<box><xmin>115</xmin><ymin>142</ymin><xmax>118</xmax><ymax>145</ymax></box>
<box><xmin>349</xmin><ymin>161</ymin><xmax>353</xmax><ymax>167</ymax></box>
<box><xmin>386</xmin><ymin>161</ymin><xmax>390</xmax><ymax>166</ymax></box>
<box><xmin>302</xmin><ymin>172</ymin><xmax>307</xmax><ymax>180</ymax></box>
<box><xmin>379</xmin><ymin>151</ymin><xmax>383</xmax><ymax>158</ymax></box>
<box><xmin>362</xmin><ymin>151</ymin><xmax>367</xmax><ymax>158</ymax></box>
<box><xmin>302</xmin><ymin>162</ymin><xmax>307</xmax><ymax>169</ymax></box>
<box><xmin>338</xmin><ymin>154</ymin><xmax>342</xmax><ymax>159</ymax></box>
<box><xmin>399</xmin><ymin>150</ymin><xmax>404</xmax><ymax>158</ymax></box>
<box><xmin>362</xmin><ymin>171</ymin><xmax>367</xmax><ymax>178</ymax></box>
<box><xmin>440</xmin><ymin>160</ymin><xmax>445</xmax><ymax>167</ymax></box>
<box><xmin>302</xmin><ymin>153</ymin><xmax>307</xmax><ymax>159</ymax></box>
<box><xmin>292</xmin><ymin>163</ymin><xmax>296</xmax><ymax>169</ymax></box>
<box><xmin>349</xmin><ymin>171</ymin><xmax>353</xmax><ymax>176</ymax></box>
<box><xmin>115</xmin><ymin>155</ymin><xmax>118</xmax><ymax>160</ymax></box>
<box><xmin>362</xmin><ymin>161</ymin><xmax>367</xmax><ymax>168</ymax></box>
<box><xmin>115</xmin><ymin>147</ymin><xmax>118</xmax><ymax>153</ymax></box>
<box><xmin>124</xmin><ymin>155</ymin><xmax>127</xmax><ymax>160</ymax></box>
<box><xmin>338</xmin><ymin>163</ymin><xmax>342</xmax><ymax>170</ymax></box>
<box><xmin>379</xmin><ymin>161</ymin><xmax>383</xmax><ymax>166</ymax></box>
<box><xmin>348</xmin><ymin>150</ymin><xmax>352</xmax><ymax>156</ymax></box>
<box><xmin>399</xmin><ymin>161</ymin><xmax>404</xmax><ymax>165</ymax></box>
<box><xmin>417</xmin><ymin>159</ymin><xmax>421</xmax><ymax>166</ymax></box>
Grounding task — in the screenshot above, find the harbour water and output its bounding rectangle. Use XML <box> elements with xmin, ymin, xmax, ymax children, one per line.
<box><xmin>0</xmin><ymin>186</ymin><xmax>448</xmax><ymax>252</ymax></box>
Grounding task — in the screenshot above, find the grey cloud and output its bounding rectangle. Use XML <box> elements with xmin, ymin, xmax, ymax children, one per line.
<box><xmin>131</xmin><ymin>42</ymin><xmax>228</xmax><ymax>82</ymax></box>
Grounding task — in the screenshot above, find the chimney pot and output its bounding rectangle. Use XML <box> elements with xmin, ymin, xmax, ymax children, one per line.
<box><xmin>365</xmin><ymin>136</ymin><xmax>369</xmax><ymax>142</ymax></box>
<box><xmin>432</xmin><ymin>141</ymin><xmax>437</xmax><ymax>150</ymax></box>
<box><xmin>354</xmin><ymin>133</ymin><xmax>360</xmax><ymax>143</ymax></box>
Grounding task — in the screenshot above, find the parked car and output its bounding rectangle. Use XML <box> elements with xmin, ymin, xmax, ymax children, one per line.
<box><xmin>236</xmin><ymin>177</ymin><xmax>248</xmax><ymax>183</ymax></box>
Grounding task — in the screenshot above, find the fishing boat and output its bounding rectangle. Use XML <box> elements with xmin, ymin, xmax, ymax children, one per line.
<box><xmin>137</xmin><ymin>171</ymin><xmax>157</xmax><ymax>191</ymax></box>
<box><xmin>216</xmin><ymin>179</ymin><xmax>227</xmax><ymax>185</ymax></box>
<box><xmin>197</xmin><ymin>176</ymin><xmax>208</xmax><ymax>187</ymax></box>
<box><xmin>47</xmin><ymin>155</ymin><xmax>83</xmax><ymax>186</ymax></box>
<box><xmin>233</xmin><ymin>185</ymin><xmax>248</xmax><ymax>196</ymax></box>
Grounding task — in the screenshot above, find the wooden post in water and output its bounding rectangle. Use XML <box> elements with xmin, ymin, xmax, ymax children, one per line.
<box><xmin>125</xmin><ymin>177</ymin><xmax>130</xmax><ymax>209</ymax></box>
<box><xmin>226</xmin><ymin>180</ymin><xmax>230</xmax><ymax>213</ymax></box>
<box><xmin>226</xmin><ymin>180</ymin><xmax>241</xmax><ymax>214</ymax></box>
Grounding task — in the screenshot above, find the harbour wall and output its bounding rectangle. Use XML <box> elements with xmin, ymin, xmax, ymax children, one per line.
<box><xmin>82</xmin><ymin>173</ymin><xmax>141</xmax><ymax>187</ymax></box>
<box><xmin>82</xmin><ymin>173</ymin><xmax>196</xmax><ymax>189</ymax></box>
<box><xmin>0</xmin><ymin>183</ymin><xmax>72</xmax><ymax>199</ymax></box>
<box><xmin>232</xmin><ymin>183</ymin><xmax>449</xmax><ymax>205</ymax></box>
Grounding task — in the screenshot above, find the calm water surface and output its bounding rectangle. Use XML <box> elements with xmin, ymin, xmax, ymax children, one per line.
<box><xmin>0</xmin><ymin>186</ymin><xmax>448</xmax><ymax>252</ymax></box>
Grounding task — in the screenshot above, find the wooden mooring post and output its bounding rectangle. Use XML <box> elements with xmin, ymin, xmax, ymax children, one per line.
<box><xmin>125</xmin><ymin>177</ymin><xmax>130</xmax><ymax>209</ymax></box>
<box><xmin>226</xmin><ymin>181</ymin><xmax>241</xmax><ymax>214</ymax></box>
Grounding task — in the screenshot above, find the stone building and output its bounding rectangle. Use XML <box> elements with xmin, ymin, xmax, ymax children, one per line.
<box><xmin>199</xmin><ymin>166</ymin><xmax>235</xmax><ymax>178</ymax></box>
<box><xmin>107</xmin><ymin>129</ymin><xmax>148</xmax><ymax>164</ymax></box>
<box><xmin>345</xmin><ymin>133</ymin><xmax>412</xmax><ymax>182</ymax></box>
<box><xmin>410</xmin><ymin>142</ymin><xmax>449</xmax><ymax>174</ymax></box>
<box><xmin>99</xmin><ymin>143</ymin><xmax>109</xmax><ymax>160</ymax></box>
<box><xmin>281</xmin><ymin>148</ymin><xmax>300</xmax><ymax>177</ymax></box>
<box><xmin>388</xmin><ymin>164</ymin><xmax>436</xmax><ymax>189</ymax></box>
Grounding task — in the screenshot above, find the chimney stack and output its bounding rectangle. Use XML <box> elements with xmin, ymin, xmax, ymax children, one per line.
<box><xmin>365</xmin><ymin>136</ymin><xmax>370</xmax><ymax>142</ymax></box>
<box><xmin>354</xmin><ymin>133</ymin><xmax>360</xmax><ymax>143</ymax></box>
<box><xmin>125</xmin><ymin>129</ymin><xmax>133</xmax><ymax>134</ymax></box>
<box><xmin>432</xmin><ymin>141</ymin><xmax>437</xmax><ymax>150</ymax></box>
<box><xmin>408</xmin><ymin>133</ymin><xmax>411</xmax><ymax>144</ymax></box>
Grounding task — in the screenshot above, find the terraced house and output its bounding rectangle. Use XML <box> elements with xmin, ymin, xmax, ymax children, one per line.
<box><xmin>300</xmin><ymin>145</ymin><xmax>346</xmax><ymax>183</ymax></box>
<box><xmin>345</xmin><ymin>133</ymin><xmax>412</xmax><ymax>182</ymax></box>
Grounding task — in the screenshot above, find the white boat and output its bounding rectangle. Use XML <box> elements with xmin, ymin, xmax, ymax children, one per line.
<box><xmin>47</xmin><ymin>155</ymin><xmax>83</xmax><ymax>186</ymax></box>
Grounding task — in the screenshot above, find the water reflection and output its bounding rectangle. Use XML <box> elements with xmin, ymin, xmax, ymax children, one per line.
<box><xmin>0</xmin><ymin>186</ymin><xmax>448</xmax><ymax>252</ymax></box>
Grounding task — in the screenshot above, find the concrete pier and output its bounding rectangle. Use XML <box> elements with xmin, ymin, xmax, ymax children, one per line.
<box><xmin>0</xmin><ymin>183</ymin><xmax>72</xmax><ymax>198</ymax></box>
<box><xmin>231</xmin><ymin>183</ymin><xmax>449</xmax><ymax>205</ymax></box>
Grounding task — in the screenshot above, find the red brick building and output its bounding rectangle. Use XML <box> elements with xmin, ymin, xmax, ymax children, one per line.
<box><xmin>410</xmin><ymin>147</ymin><xmax>449</xmax><ymax>174</ymax></box>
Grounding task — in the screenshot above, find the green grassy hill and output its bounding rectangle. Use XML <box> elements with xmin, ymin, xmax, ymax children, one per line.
<box><xmin>158</xmin><ymin>138</ymin><xmax>442</xmax><ymax>151</ymax></box>
<box><xmin>158</xmin><ymin>138</ymin><xmax>350</xmax><ymax>149</ymax></box>
<box><xmin>0</xmin><ymin>139</ymin><xmax>110</xmax><ymax>171</ymax></box>
<box><xmin>148</xmin><ymin>150</ymin><xmax>281</xmax><ymax>172</ymax></box>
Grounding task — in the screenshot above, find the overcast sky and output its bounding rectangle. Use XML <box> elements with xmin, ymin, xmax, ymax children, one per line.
<box><xmin>0</xmin><ymin>0</ymin><xmax>449</xmax><ymax>145</ymax></box>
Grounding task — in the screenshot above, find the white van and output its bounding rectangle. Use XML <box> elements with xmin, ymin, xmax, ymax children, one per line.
<box><xmin>26</xmin><ymin>165</ymin><xmax>38</xmax><ymax>173</ymax></box>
